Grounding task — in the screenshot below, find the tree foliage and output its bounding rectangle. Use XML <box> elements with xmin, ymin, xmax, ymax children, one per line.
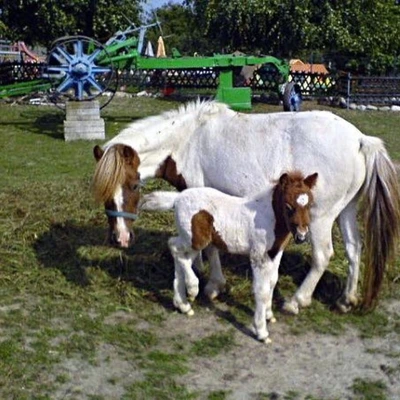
<box><xmin>0</xmin><ymin>0</ymin><xmax>143</xmax><ymax>47</ymax></box>
<box><xmin>202</xmin><ymin>0</ymin><xmax>400</xmax><ymax>73</ymax></box>
<box><xmin>0</xmin><ymin>0</ymin><xmax>399</xmax><ymax>74</ymax></box>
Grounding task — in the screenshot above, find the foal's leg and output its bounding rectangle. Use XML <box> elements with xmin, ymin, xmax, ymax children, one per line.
<box><xmin>265</xmin><ymin>252</ymin><xmax>283</xmax><ymax>324</ymax></box>
<box><xmin>169</xmin><ymin>237</ymin><xmax>199</xmax><ymax>315</ymax></box>
<box><xmin>251</xmin><ymin>260</ymin><xmax>275</xmax><ymax>343</ymax></box>
<box><xmin>283</xmin><ymin>218</ymin><xmax>334</xmax><ymax>314</ymax></box>
<box><xmin>336</xmin><ymin>200</ymin><xmax>361</xmax><ymax>312</ymax></box>
<box><xmin>204</xmin><ymin>246</ymin><xmax>227</xmax><ymax>300</ymax></box>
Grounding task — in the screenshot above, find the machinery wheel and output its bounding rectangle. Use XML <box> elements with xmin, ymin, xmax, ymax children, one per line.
<box><xmin>45</xmin><ymin>36</ymin><xmax>117</xmax><ymax>109</ymax></box>
<box><xmin>283</xmin><ymin>81</ymin><xmax>302</xmax><ymax>111</ymax></box>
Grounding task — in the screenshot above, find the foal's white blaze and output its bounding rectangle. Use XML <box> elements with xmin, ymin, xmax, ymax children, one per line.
<box><xmin>296</xmin><ymin>193</ymin><xmax>309</xmax><ymax>207</ymax></box>
<box><xmin>114</xmin><ymin>186</ymin><xmax>131</xmax><ymax>247</ymax></box>
<box><xmin>294</xmin><ymin>193</ymin><xmax>310</xmax><ymax>241</ymax></box>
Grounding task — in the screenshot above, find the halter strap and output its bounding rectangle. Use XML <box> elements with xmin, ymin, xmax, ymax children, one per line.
<box><xmin>105</xmin><ymin>209</ymin><xmax>139</xmax><ymax>220</ymax></box>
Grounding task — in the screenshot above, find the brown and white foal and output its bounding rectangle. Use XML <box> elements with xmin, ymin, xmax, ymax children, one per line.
<box><xmin>141</xmin><ymin>171</ymin><xmax>318</xmax><ymax>342</ymax></box>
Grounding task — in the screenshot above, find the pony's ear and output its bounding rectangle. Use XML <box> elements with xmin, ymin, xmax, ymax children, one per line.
<box><xmin>304</xmin><ymin>172</ymin><xmax>318</xmax><ymax>189</ymax></box>
<box><xmin>122</xmin><ymin>145</ymin><xmax>140</xmax><ymax>169</ymax></box>
<box><xmin>93</xmin><ymin>145</ymin><xmax>104</xmax><ymax>162</ymax></box>
<box><xmin>122</xmin><ymin>145</ymin><xmax>135</xmax><ymax>162</ymax></box>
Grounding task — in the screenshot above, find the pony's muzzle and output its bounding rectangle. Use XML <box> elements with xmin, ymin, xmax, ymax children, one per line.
<box><xmin>110</xmin><ymin>231</ymin><xmax>135</xmax><ymax>248</ymax></box>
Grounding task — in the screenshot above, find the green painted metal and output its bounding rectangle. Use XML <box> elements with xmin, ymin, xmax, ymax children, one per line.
<box><xmin>0</xmin><ymin>79</ymin><xmax>51</xmax><ymax>99</ymax></box>
<box><xmin>0</xmin><ymin>23</ymin><xmax>290</xmax><ymax>109</ymax></box>
<box><xmin>99</xmin><ymin>44</ymin><xmax>290</xmax><ymax>110</ymax></box>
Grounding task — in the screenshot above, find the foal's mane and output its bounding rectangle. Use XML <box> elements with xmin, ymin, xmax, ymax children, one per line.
<box><xmin>91</xmin><ymin>146</ymin><xmax>126</xmax><ymax>203</ymax></box>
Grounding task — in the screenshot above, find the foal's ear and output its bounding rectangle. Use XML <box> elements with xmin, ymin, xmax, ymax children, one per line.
<box><xmin>279</xmin><ymin>173</ymin><xmax>289</xmax><ymax>186</ymax></box>
<box><xmin>93</xmin><ymin>145</ymin><xmax>104</xmax><ymax>162</ymax></box>
<box><xmin>304</xmin><ymin>172</ymin><xmax>318</xmax><ymax>189</ymax></box>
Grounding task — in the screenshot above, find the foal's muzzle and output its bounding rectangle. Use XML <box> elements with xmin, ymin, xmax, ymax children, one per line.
<box><xmin>293</xmin><ymin>230</ymin><xmax>310</xmax><ymax>244</ymax></box>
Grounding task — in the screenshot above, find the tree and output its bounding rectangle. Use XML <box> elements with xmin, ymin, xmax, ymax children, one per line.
<box><xmin>201</xmin><ymin>0</ymin><xmax>400</xmax><ymax>73</ymax></box>
<box><xmin>0</xmin><ymin>0</ymin><xmax>143</xmax><ymax>48</ymax></box>
<box><xmin>142</xmin><ymin>1</ymin><xmax>210</xmax><ymax>56</ymax></box>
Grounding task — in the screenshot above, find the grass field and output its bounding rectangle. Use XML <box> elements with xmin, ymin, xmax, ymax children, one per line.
<box><xmin>0</xmin><ymin>96</ymin><xmax>399</xmax><ymax>399</ymax></box>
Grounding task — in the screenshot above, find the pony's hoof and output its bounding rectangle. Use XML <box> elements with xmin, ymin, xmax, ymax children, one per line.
<box><xmin>336</xmin><ymin>295</ymin><xmax>358</xmax><ymax>313</ymax></box>
<box><xmin>268</xmin><ymin>317</ymin><xmax>277</xmax><ymax>324</ymax></box>
<box><xmin>262</xmin><ymin>337</ymin><xmax>272</xmax><ymax>344</ymax></box>
<box><xmin>204</xmin><ymin>281</ymin><xmax>225</xmax><ymax>301</ymax></box>
<box><xmin>282</xmin><ymin>299</ymin><xmax>299</xmax><ymax>315</ymax></box>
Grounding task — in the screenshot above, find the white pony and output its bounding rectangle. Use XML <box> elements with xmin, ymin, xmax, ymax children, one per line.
<box><xmin>92</xmin><ymin>100</ymin><xmax>400</xmax><ymax>312</ymax></box>
<box><xmin>142</xmin><ymin>172</ymin><xmax>318</xmax><ymax>342</ymax></box>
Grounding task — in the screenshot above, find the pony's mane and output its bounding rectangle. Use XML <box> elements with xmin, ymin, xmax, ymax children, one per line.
<box><xmin>106</xmin><ymin>99</ymin><xmax>232</xmax><ymax>151</ymax></box>
<box><xmin>91</xmin><ymin>146</ymin><xmax>126</xmax><ymax>203</ymax></box>
<box><xmin>157</xmin><ymin>99</ymin><xmax>230</xmax><ymax>124</ymax></box>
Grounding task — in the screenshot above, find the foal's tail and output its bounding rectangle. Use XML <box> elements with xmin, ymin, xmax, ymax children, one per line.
<box><xmin>360</xmin><ymin>136</ymin><xmax>400</xmax><ymax>309</ymax></box>
<box><xmin>139</xmin><ymin>191</ymin><xmax>179</xmax><ymax>211</ymax></box>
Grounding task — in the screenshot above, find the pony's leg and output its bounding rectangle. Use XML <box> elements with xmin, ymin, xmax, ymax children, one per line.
<box><xmin>337</xmin><ymin>201</ymin><xmax>361</xmax><ymax>312</ymax></box>
<box><xmin>169</xmin><ymin>237</ymin><xmax>199</xmax><ymax>315</ymax></box>
<box><xmin>283</xmin><ymin>218</ymin><xmax>334</xmax><ymax>314</ymax></box>
<box><xmin>204</xmin><ymin>246</ymin><xmax>227</xmax><ymax>300</ymax></box>
<box><xmin>251</xmin><ymin>260</ymin><xmax>275</xmax><ymax>343</ymax></box>
<box><xmin>193</xmin><ymin>252</ymin><xmax>204</xmax><ymax>272</ymax></box>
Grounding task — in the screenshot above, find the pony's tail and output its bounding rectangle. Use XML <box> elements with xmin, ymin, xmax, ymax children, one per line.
<box><xmin>360</xmin><ymin>136</ymin><xmax>400</xmax><ymax>309</ymax></box>
<box><xmin>139</xmin><ymin>191</ymin><xmax>179</xmax><ymax>211</ymax></box>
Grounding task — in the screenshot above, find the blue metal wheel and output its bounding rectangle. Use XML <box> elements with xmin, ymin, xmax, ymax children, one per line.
<box><xmin>45</xmin><ymin>36</ymin><xmax>117</xmax><ymax>107</ymax></box>
<box><xmin>283</xmin><ymin>81</ymin><xmax>302</xmax><ymax>111</ymax></box>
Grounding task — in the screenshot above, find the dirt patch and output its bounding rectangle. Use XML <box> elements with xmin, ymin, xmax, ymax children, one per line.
<box><xmin>162</xmin><ymin>301</ymin><xmax>400</xmax><ymax>399</ymax></box>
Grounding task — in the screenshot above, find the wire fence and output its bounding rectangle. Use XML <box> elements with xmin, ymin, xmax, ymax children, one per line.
<box><xmin>1</xmin><ymin>60</ymin><xmax>400</xmax><ymax>106</ymax></box>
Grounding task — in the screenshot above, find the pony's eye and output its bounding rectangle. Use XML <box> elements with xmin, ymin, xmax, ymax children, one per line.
<box><xmin>132</xmin><ymin>184</ymin><xmax>139</xmax><ymax>191</ymax></box>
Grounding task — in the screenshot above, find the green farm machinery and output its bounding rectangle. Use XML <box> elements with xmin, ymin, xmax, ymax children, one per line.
<box><xmin>1</xmin><ymin>22</ymin><xmax>302</xmax><ymax>111</ymax></box>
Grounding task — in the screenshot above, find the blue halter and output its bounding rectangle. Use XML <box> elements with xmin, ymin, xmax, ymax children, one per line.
<box><xmin>104</xmin><ymin>179</ymin><xmax>146</xmax><ymax>220</ymax></box>
<box><xmin>105</xmin><ymin>209</ymin><xmax>139</xmax><ymax>220</ymax></box>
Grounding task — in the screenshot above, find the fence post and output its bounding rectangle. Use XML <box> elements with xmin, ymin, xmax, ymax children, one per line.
<box><xmin>346</xmin><ymin>73</ymin><xmax>351</xmax><ymax>109</ymax></box>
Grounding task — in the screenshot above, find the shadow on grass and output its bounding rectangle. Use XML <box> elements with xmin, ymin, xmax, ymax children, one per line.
<box><xmin>33</xmin><ymin>220</ymin><xmax>176</xmax><ymax>309</ymax></box>
<box><xmin>32</xmin><ymin>113</ymin><xmax>65</xmax><ymax>139</ymax></box>
<box><xmin>33</xmin><ymin>221</ymin><xmax>345</xmax><ymax>334</ymax></box>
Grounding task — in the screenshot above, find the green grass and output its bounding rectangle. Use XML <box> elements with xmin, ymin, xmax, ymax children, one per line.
<box><xmin>0</xmin><ymin>96</ymin><xmax>399</xmax><ymax>399</ymax></box>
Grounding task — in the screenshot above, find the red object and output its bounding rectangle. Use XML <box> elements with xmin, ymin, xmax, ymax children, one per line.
<box><xmin>162</xmin><ymin>87</ymin><xmax>175</xmax><ymax>96</ymax></box>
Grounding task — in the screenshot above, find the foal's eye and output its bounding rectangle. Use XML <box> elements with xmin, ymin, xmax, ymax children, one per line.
<box><xmin>285</xmin><ymin>204</ymin><xmax>295</xmax><ymax>216</ymax></box>
<box><xmin>131</xmin><ymin>183</ymin><xmax>139</xmax><ymax>191</ymax></box>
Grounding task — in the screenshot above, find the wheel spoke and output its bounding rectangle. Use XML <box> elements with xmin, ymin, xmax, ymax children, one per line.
<box><xmin>88</xmin><ymin>48</ymin><xmax>102</xmax><ymax>63</ymax></box>
<box><xmin>75</xmin><ymin>80</ymin><xmax>84</xmax><ymax>100</ymax></box>
<box><xmin>53</xmin><ymin>46</ymin><xmax>74</xmax><ymax>63</ymax></box>
<box><xmin>73</xmin><ymin>40</ymin><xmax>84</xmax><ymax>58</ymax></box>
<box><xmin>57</xmin><ymin>77</ymin><xmax>74</xmax><ymax>93</ymax></box>
<box><xmin>47</xmin><ymin>65</ymin><xmax>69</xmax><ymax>73</ymax></box>
<box><xmin>92</xmin><ymin>65</ymin><xmax>113</xmax><ymax>74</ymax></box>
<box><xmin>87</xmin><ymin>76</ymin><xmax>104</xmax><ymax>93</ymax></box>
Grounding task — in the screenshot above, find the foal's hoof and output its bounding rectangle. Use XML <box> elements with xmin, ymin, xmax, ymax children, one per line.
<box><xmin>175</xmin><ymin>301</ymin><xmax>194</xmax><ymax>316</ymax></box>
<box><xmin>268</xmin><ymin>317</ymin><xmax>277</xmax><ymax>324</ymax></box>
<box><xmin>187</xmin><ymin>285</ymin><xmax>199</xmax><ymax>301</ymax></box>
